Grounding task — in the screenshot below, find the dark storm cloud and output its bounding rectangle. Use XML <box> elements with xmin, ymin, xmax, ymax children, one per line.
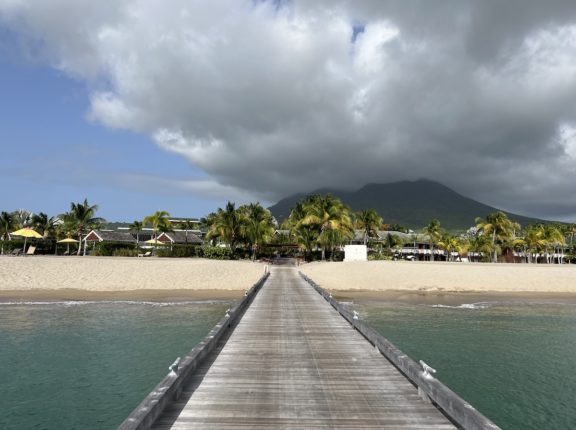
<box><xmin>2</xmin><ymin>0</ymin><xmax>576</xmax><ymax>219</ymax></box>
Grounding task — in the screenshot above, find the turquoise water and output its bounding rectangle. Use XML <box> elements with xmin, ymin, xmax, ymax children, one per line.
<box><xmin>354</xmin><ymin>299</ymin><xmax>576</xmax><ymax>430</ymax></box>
<box><xmin>2</xmin><ymin>298</ymin><xmax>575</xmax><ymax>429</ymax></box>
<box><xmin>0</xmin><ymin>300</ymin><xmax>230</xmax><ymax>430</ymax></box>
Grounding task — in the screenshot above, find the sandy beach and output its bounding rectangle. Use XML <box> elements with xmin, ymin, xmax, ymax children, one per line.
<box><xmin>299</xmin><ymin>260</ymin><xmax>576</xmax><ymax>296</ymax></box>
<box><xmin>3</xmin><ymin>257</ymin><xmax>576</xmax><ymax>302</ymax></box>
<box><xmin>0</xmin><ymin>257</ymin><xmax>266</xmax><ymax>301</ymax></box>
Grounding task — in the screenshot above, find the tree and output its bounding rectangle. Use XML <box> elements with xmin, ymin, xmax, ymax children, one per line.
<box><xmin>423</xmin><ymin>219</ymin><xmax>442</xmax><ymax>261</ymax></box>
<box><xmin>438</xmin><ymin>235</ymin><xmax>466</xmax><ymax>262</ymax></box>
<box><xmin>543</xmin><ymin>224</ymin><xmax>565</xmax><ymax>264</ymax></box>
<box><xmin>301</xmin><ymin>195</ymin><xmax>354</xmax><ymax>261</ymax></box>
<box><xmin>12</xmin><ymin>209</ymin><xmax>31</xmax><ymax>229</ymax></box>
<box><xmin>286</xmin><ymin>199</ymin><xmax>319</xmax><ymax>262</ymax></box>
<box><xmin>206</xmin><ymin>202</ymin><xmax>243</xmax><ymax>253</ymax></box>
<box><xmin>383</xmin><ymin>233</ymin><xmax>404</xmax><ymax>258</ymax></box>
<box><xmin>143</xmin><ymin>211</ymin><xmax>171</xmax><ymax>252</ymax></box>
<box><xmin>467</xmin><ymin>234</ymin><xmax>493</xmax><ymax>262</ymax></box>
<box><xmin>31</xmin><ymin>212</ymin><xmax>58</xmax><ymax>239</ymax></box>
<box><xmin>239</xmin><ymin>203</ymin><xmax>275</xmax><ymax>260</ymax></box>
<box><xmin>475</xmin><ymin>212</ymin><xmax>514</xmax><ymax>263</ymax></box>
<box><xmin>515</xmin><ymin>224</ymin><xmax>547</xmax><ymax>263</ymax></box>
<box><xmin>63</xmin><ymin>199</ymin><xmax>105</xmax><ymax>255</ymax></box>
<box><xmin>177</xmin><ymin>220</ymin><xmax>197</xmax><ymax>244</ymax></box>
<box><xmin>355</xmin><ymin>209</ymin><xmax>383</xmax><ymax>246</ymax></box>
<box><xmin>0</xmin><ymin>211</ymin><xmax>16</xmax><ymax>255</ymax></box>
<box><xmin>129</xmin><ymin>220</ymin><xmax>143</xmax><ymax>249</ymax></box>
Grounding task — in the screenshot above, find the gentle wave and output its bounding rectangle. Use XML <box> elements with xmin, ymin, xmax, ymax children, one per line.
<box><xmin>0</xmin><ymin>299</ymin><xmax>231</xmax><ymax>307</ymax></box>
<box><xmin>431</xmin><ymin>302</ymin><xmax>490</xmax><ymax>310</ymax></box>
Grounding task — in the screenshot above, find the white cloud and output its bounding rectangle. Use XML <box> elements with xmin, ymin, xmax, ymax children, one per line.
<box><xmin>3</xmin><ymin>0</ymin><xmax>576</xmax><ymax>219</ymax></box>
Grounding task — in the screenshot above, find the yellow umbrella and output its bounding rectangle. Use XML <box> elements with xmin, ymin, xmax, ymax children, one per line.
<box><xmin>144</xmin><ymin>239</ymin><xmax>168</xmax><ymax>245</ymax></box>
<box><xmin>58</xmin><ymin>238</ymin><xmax>79</xmax><ymax>254</ymax></box>
<box><xmin>11</xmin><ymin>227</ymin><xmax>42</xmax><ymax>253</ymax></box>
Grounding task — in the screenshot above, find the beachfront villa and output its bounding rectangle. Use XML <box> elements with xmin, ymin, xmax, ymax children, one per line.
<box><xmin>84</xmin><ymin>230</ymin><xmax>136</xmax><ymax>244</ymax></box>
<box><xmin>156</xmin><ymin>231</ymin><xmax>202</xmax><ymax>245</ymax></box>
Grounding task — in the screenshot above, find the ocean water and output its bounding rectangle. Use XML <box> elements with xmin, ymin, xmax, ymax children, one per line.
<box><xmin>0</xmin><ymin>300</ymin><xmax>230</xmax><ymax>430</ymax></box>
<box><xmin>354</xmin><ymin>298</ymin><xmax>576</xmax><ymax>430</ymax></box>
<box><xmin>2</xmin><ymin>298</ymin><xmax>575</xmax><ymax>429</ymax></box>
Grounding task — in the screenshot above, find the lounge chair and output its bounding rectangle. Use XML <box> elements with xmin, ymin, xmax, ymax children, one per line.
<box><xmin>26</xmin><ymin>245</ymin><xmax>37</xmax><ymax>256</ymax></box>
<box><xmin>138</xmin><ymin>251</ymin><xmax>152</xmax><ymax>258</ymax></box>
<box><xmin>10</xmin><ymin>248</ymin><xmax>22</xmax><ymax>256</ymax></box>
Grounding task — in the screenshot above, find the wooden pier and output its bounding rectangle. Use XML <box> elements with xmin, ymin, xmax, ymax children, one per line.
<box><xmin>119</xmin><ymin>263</ymin><xmax>499</xmax><ymax>429</ymax></box>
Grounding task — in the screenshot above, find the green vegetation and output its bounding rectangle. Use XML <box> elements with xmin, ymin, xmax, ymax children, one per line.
<box><xmin>60</xmin><ymin>199</ymin><xmax>105</xmax><ymax>255</ymax></box>
<box><xmin>284</xmin><ymin>195</ymin><xmax>354</xmax><ymax>261</ymax></box>
<box><xmin>204</xmin><ymin>202</ymin><xmax>275</xmax><ymax>260</ymax></box>
<box><xmin>129</xmin><ymin>220</ymin><xmax>143</xmax><ymax>248</ymax></box>
<box><xmin>1</xmin><ymin>193</ymin><xmax>574</xmax><ymax>263</ymax></box>
<box><xmin>423</xmin><ymin>219</ymin><xmax>442</xmax><ymax>262</ymax></box>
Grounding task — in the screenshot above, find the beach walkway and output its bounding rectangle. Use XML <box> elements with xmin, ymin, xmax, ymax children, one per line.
<box><xmin>150</xmin><ymin>265</ymin><xmax>456</xmax><ymax>429</ymax></box>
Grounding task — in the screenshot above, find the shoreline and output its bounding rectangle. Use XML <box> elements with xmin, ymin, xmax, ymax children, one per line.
<box><xmin>3</xmin><ymin>257</ymin><xmax>576</xmax><ymax>304</ymax></box>
<box><xmin>332</xmin><ymin>289</ymin><xmax>576</xmax><ymax>306</ymax></box>
<box><xmin>0</xmin><ymin>288</ymin><xmax>243</xmax><ymax>303</ymax></box>
<box><xmin>299</xmin><ymin>260</ymin><xmax>576</xmax><ymax>295</ymax></box>
<box><xmin>0</xmin><ymin>256</ymin><xmax>266</xmax><ymax>292</ymax></box>
<box><xmin>3</xmin><ymin>288</ymin><xmax>576</xmax><ymax>306</ymax></box>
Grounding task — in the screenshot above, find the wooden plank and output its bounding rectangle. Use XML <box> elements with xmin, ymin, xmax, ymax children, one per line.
<box><xmin>152</xmin><ymin>266</ymin><xmax>456</xmax><ymax>429</ymax></box>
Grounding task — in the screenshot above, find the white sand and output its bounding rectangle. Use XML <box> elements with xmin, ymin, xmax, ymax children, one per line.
<box><xmin>0</xmin><ymin>256</ymin><xmax>266</xmax><ymax>292</ymax></box>
<box><xmin>299</xmin><ymin>260</ymin><xmax>576</xmax><ymax>293</ymax></box>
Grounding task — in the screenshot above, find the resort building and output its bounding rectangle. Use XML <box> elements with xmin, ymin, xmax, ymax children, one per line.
<box><xmin>156</xmin><ymin>231</ymin><xmax>203</xmax><ymax>245</ymax></box>
<box><xmin>84</xmin><ymin>230</ymin><xmax>137</xmax><ymax>244</ymax></box>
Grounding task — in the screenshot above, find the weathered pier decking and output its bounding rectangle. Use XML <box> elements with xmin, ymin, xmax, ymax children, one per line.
<box><xmin>120</xmin><ymin>264</ymin><xmax>499</xmax><ymax>429</ymax></box>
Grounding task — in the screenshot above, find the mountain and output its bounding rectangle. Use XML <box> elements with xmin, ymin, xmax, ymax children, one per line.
<box><xmin>268</xmin><ymin>179</ymin><xmax>550</xmax><ymax>231</ymax></box>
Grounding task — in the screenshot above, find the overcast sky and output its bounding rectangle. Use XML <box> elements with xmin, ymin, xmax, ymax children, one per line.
<box><xmin>1</xmin><ymin>0</ymin><xmax>576</xmax><ymax>221</ymax></box>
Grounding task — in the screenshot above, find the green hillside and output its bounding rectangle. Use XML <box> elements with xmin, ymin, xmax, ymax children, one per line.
<box><xmin>269</xmin><ymin>179</ymin><xmax>550</xmax><ymax>231</ymax></box>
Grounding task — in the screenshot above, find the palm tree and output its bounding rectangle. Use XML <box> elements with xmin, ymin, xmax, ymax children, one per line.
<box><xmin>178</xmin><ymin>220</ymin><xmax>197</xmax><ymax>244</ymax></box>
<box><xmin>200</xmin><ymin>212</ymin><xmax>218</xmax><ymax>245</ymax></box>
<box><xmin>383</xmin><ymin>233</ymin><xmax>404</xmax><ymax>258</ymax></box>
<box><xmin>129</xmin><ymin>220</ymin><xmax>143</xmax><ymax>249</ymax></box>
<box><xmin>423</xmin><ymin>219</ymin><xmax>442</xmax><ymax>261</ymax></box>
<box><xmin>475</xmin><ymin>212</ymin><xmax>514</xmax><ymax>263</ymax></box>
<box><xmin>567</xmin><ymin>223</ymin><xmax>576</xmax><ymax>248</ymax></box>
<box><xmin>467</xmin><ymin>234</ymin><xmax>492</xmax><ymax>262</ymax></box>
<box><xmin>515</xmin><ymin>224</ymin><xmax>547</xmax><ymax>263</ymax></box>
<box><xmin>355</xmin><ymin>209</ymin><xmax>383</xmax><ymax>246</ymax></box>
<box><xmin>438</xmin><ymin>235</ymin><xmax>465</xmax><ymax>262</ymax></box>
<box><xmin>301</xmin><ymin>195</ymin><xmax>354</xmax><ymax>261</ymax></box>
<box><xmin>0</xmin><ymin>211</ymin><xmax>16</xmax><ymax>255</ymax></box>
<box><xmin>286</xmin><ymin>200</ymin><xmax>318</xmax><ymax>262</ymax></box>
<box><xmin>143</xmin><ymin>211</ymin><xmax>171</xmax><ymax>252</ymax></box>
<box><xmin>206</xmin><ymin>202</ymin><xmax>243</xmax><ymax>253</ymax></box>
<box><xmin>31</xmin><ymin>212</ymin><xmax>58</xmax><ymax>239</ymax></box>
<box><xmin>543</xmin><ymin>224</ymin><xmax>565</xmax><ymax>264</ymax></box>
<box><xmin>63</xmin><ymin>199</ymin><xmax>105</xmax><ymax>255</ymax></box>
<box><xmin>239</xmin><ymin>203</ymin><xmax>275</xmax><ymax>261</ymax></box>
<box><xmin>12</xmin><ymin>209</ymin><xmax>31</xmax><ymax>229</ymax></box>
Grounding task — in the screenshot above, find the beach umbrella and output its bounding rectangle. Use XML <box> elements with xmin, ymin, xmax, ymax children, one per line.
<box><xmin>144</xmin><ymin>239</ymin><xmax>168</xmax><ymax>245</ymax></box>
<box><xmin>58</xmin><ymin>237</ymin><xmax>79</xmax><ymax>254</ymax></box>
<box><xmin>11</xmin><ymin>227</ymin><xmax>42</xmax><ymax>253</ymax></box>
<box><xmin>144</xmin><ymin>238</ymin><xmax>168</xmax><ymax>254</ymax></box>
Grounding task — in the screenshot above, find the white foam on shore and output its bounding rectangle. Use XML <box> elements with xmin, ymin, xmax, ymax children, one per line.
<box><xmin>0</xmin><ymin>300</ymin><xmax>230</xmax><ymax>307</ymax></box>
<box><xmin>431</xmin><ymin>303</ymin><xmax>490</xmax><ymax>310</ymax></box>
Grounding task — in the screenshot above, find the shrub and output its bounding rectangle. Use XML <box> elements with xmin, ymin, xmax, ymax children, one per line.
<box><xmin>200</xmin><ymin>246</ymin><xmax>232</xmax><ymax>260</ymax></box>
<box><xmin>113</xmin><ymin>248</ymin><xmax>139</xmax><ymax>257</ymax></box>
<box><xmin>156</xmin><ymin>245</ymin><xmax>200</xmax><ymax>258</ymax></box>
<box><xmin>93</xmin><ymin>241</ymin><xmax>137</xmax><ymax>256</ymax></box>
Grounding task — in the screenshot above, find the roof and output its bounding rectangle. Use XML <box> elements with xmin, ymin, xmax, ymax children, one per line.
<box><xmin>157</xmin><ymin>231</ymin><xmax>202</xmax><ymax>244</ymax></box>
<box><xmin>85</xmin><ymin>230</ymin><xmax>136</xmax><ymax>242</ymax></box>
<box><xmin>377</xmin><ymin>230</ymin><xmax>427</xmax><ymax>241</ymax></box>
<box><xmin>352</xmin><ymin>230</ymin><xmax>428</xmax><ymax>243</ymax></box>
